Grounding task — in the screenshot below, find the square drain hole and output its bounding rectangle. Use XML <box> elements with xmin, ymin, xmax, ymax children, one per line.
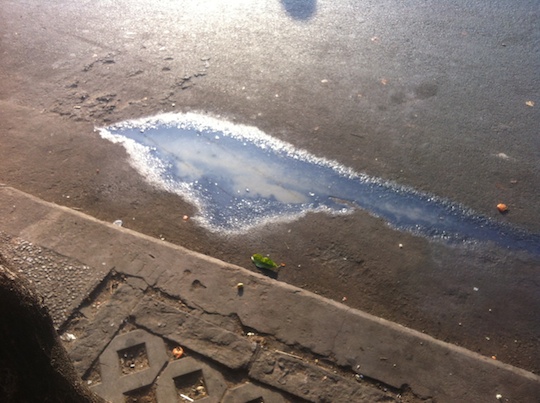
<box><xmin>174</xmin><ymin>370</ymin><xmax>208</xmax><ymax>401</ymax></box>
<box><xmin>117</xmin><ymin>343</ymin><xmax>149</xmax><ymax>375</ymax></box>
<box><xmin>124</xmin><ymin>384</ymin><xmax>156</xmax><ymax>403</ymax></box>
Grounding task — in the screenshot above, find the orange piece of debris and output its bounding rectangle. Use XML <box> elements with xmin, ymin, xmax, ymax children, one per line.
<box><xmin>497</xmin><ymin>203</ymin><xmax>509</xmax><ymax>213</ymax></box>
<box><xmin>172</xmin><ymin>346</ymin><xmax>184</xmax><ymax>359</ymax></box>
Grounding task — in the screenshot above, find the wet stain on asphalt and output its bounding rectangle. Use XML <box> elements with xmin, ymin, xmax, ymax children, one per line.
<box><xmin>99</xmin><ymin>113</ymin><xmax>540</xmax><ymax>256</ymax></box>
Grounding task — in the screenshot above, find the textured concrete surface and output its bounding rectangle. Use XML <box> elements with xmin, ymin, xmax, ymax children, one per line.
<box><xmin>1</xmin><ymin>185</ymin><xmax>538</xmax><ymax>402</ymax></box>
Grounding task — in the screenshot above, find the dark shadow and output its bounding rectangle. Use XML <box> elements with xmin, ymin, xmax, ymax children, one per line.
<box><xmin>258</xmin><ymin>267</ymin><xmax>279</xmax><ymax>280</ymax></box>
<box><xmin>280</xmin><ymin>0</ymin><xmax>317</xmax><ymax>21</ymax></box>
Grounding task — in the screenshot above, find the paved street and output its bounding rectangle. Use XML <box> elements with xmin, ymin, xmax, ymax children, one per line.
<box><xmin>2</xmin><ymin>0</ymin><xmax>539</xmax><ymax>224</ymax></box>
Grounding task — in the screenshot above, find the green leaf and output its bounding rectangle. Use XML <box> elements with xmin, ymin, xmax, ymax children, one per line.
<box><xmin>251</xmin><ymin>253</ymin><xmax>279</xmax><ymax>271</ymax></box>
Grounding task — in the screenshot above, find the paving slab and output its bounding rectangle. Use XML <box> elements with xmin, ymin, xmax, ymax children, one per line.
<box><xmin>250</xmin><ymin>350</ymin><xmax>389</xmax><ymax>402</ymax></box>
<box><xmin>64</xmin><ymin>283</ymin><xmax>144</xmax><ymax>374</ymax></box>
<box><xmin>91</xmin><ymin>329</ymin><xmax>168</xmax><ymax>403</ymax></box>
<box><xmin>221</xmin><ymin>382</ymin><xmax>286</xmax><ymax>403</ymax></box>
<box><xmin>1</xmin><ymin>185</ymin><xmax>539</xmax><ymax>402</ymax></box>
<box><xmin>0</xmin><ymin>231</ymin><xmax>109</xmax><ymax>326</ymax></box>
<box><xmin>131</xmin><ymin>296</ymin><xmax>256</xmax><ymax>370</ymax></box>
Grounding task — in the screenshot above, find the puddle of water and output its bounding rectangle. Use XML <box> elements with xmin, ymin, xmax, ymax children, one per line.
<box><xmin>98</xmin><ymin>113</ymin><xmax>540</xmax><ymax>256</ymax></box>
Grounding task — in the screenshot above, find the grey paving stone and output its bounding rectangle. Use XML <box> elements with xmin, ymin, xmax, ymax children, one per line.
<box><xmin>132</xmin><ymin>296</ymin><xmax>256</xmax><ymax>370</ymax></box>
<box><xmin>249</xmin><ymin>350</ymin><xmax>392</xmax><ymax>403</ymax></box>
<box><xmin>0</xmin><ymin>232</ymin><xmax>108</xmax><ymax>327</ymax></box>
<box><xmin>155</xmin><ymin>357</ymin><xmax>227</xmax><ymax>403</ymax></box>
<box><xmin>221</xmin><ymin>382</ymin><xmax>287</xmax><ymax>403</ymax></box>
<box><xmin>191</xmin><ymin>310</ymin><xmax>244</xmax><ymax>333</ymax></box>
<box><xmin>91</xmin><ymin>329</ymin><xmax>168</xmax><ymax>403</ymax></box>
<box><xmin>66</xmin><ymin>283</ymin><xmax>144</xmax><ymax>375</ymax></box>
<box><xmin>126</xmin><ymin>275</ymin><xmax>149</xmax><ymax>291</ymax></box>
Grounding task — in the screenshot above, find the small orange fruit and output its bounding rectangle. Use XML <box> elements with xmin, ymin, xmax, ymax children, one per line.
<box><xmin>497</xmin><ymin>203</ymin><xmax>508</xmax><ymax>213</ymax></box>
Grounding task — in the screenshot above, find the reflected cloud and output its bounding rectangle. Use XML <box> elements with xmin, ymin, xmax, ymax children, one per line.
<box><xmin>280</xmin><ymin>0</ymin><xmax>317</xmax><ymax>21</ymax></box>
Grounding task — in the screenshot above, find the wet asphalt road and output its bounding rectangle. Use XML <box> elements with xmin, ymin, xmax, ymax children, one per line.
<box><xmin>2</xmin><ymin>0</ymin><xmax>538</xmax><ymax>229</ymax></box>
<box><xmin>1</xmin><ymin>0</ymin><xmax>539</xmax><ymax>372</ymax></box>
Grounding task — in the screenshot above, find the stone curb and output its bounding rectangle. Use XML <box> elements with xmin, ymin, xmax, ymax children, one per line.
<box><xmin>1</xmin><ymin>186</ymin><xmax>539</xmax><ymax>402</ymax></box>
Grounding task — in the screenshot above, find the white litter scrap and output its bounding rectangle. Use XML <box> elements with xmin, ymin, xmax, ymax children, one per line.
<box><xmin>61</xmin><ymin>333</ymin><xmax>77</xmax><ymax>342</ymax></box>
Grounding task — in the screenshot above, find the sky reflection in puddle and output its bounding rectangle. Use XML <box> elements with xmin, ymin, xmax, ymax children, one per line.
<box><xmin>98</xmin><ymin>113</ymin><xmax>540</xmax><ymax>256</ymax></box>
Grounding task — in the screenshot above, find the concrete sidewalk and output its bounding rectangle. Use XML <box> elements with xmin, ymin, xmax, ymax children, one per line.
<box><xmin>0</xmin><ymin>185</ymin><xmax>538</xmax><ymax>402</ymax></box>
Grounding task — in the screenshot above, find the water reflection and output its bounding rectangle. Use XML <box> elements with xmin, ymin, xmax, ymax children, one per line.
<box><xmin>99</xmin><ymin>113</ymin><xmax>540</xmax><ymax>256</ymax></box>
<box><xmin>280</xmin><ymin>0</ymin><xmax>317</xmax><ymax>21</ymax></box>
